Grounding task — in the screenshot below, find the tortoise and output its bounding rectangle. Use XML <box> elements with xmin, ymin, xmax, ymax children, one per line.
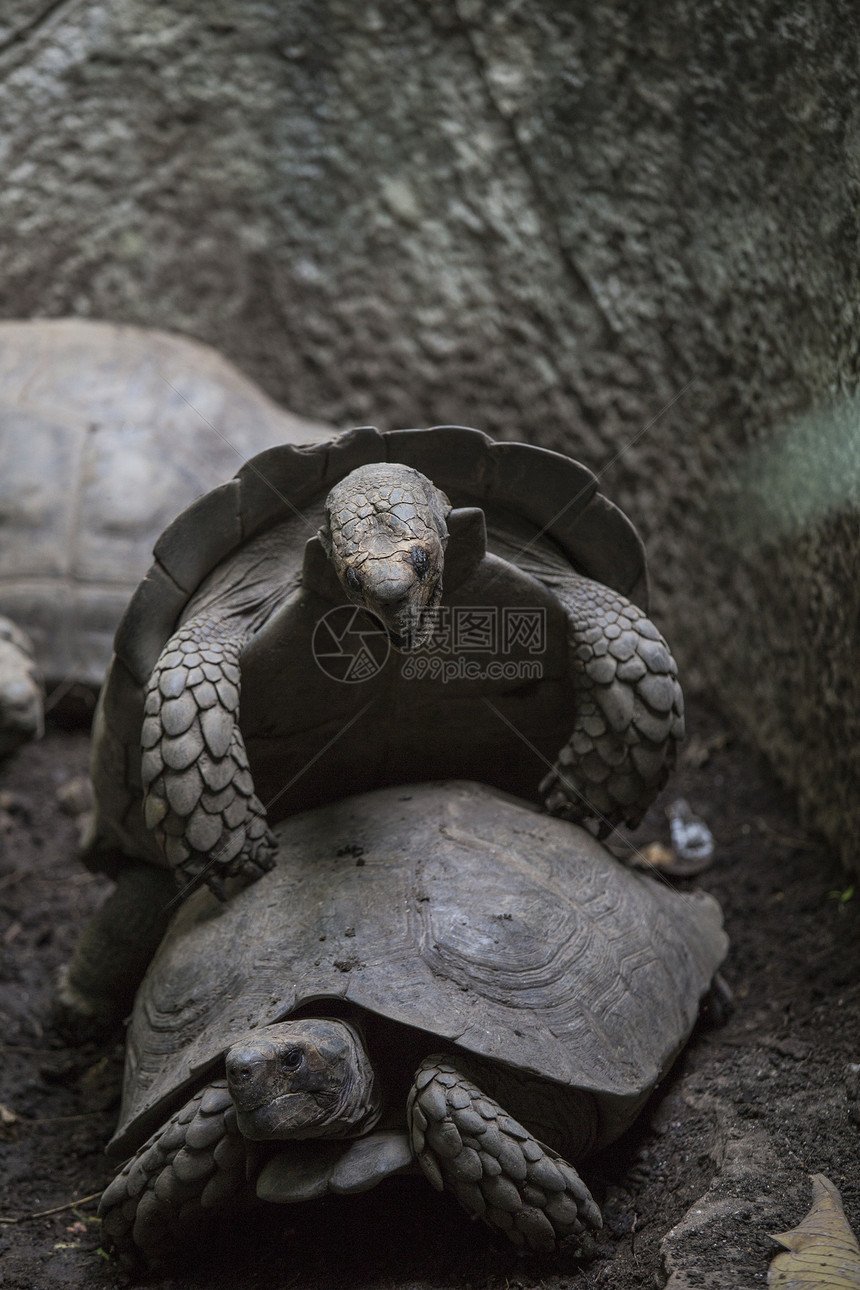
<box><xmin>97</xmin><ymin>779</ymin><xmax>728</xmax><ymax>1265</ymax></box>
<box><xmin>0</xmin><ymin>617</ymin><xmax>43</xmax><ymax>757</ymax></box>
<box><xmin>0</xmin><ymin>317</ymin><xmax>333</xmax><ymax>753</ymax></box>
<box><xmin>61</xmin><ymin>423</ymin><xmax>684</xmax><ymax>1031</ymax></box>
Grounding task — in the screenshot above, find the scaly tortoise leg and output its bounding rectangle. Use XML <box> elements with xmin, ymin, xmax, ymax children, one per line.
<box><xmin>99</xmin><ymin>1079</ymin><xmax>248</xmax><ymax>1265</ymax></box>
<box><xmin>407</xmin><ymin>1056</ymin><xmax>602</xmax><ymax>1254</ymax></box>
<box><xmin>540</xmin><ymin>573</ymin><xmax>685</xmax><ymax>835</ymax></box>
<box><xmin>142</xmin><ymin>616</ymin><xmax>277</xmax><ymax>899</ymax></box>
<box><xmin>54</xmin><ymin>861</ymin><xmax>176</xmax><ymax>1041</ymax></box>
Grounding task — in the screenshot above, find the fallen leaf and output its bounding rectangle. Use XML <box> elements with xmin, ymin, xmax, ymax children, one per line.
<box><xmin>632</xmin><ymin>838</ymin><xmax>714</xmax><ymax>877</ymax></box>
<box><xmin>769</xmin><ymin>1174</ymin><xmax>860</xmax><ymax>1287</ymax></box>
<box><xmin>639</xmin><ymin>842</ymin><xmax>676</xmax><ymax>869</ymax></box>
<box><xmin>0</xmin><ymin>1104</ymin><xmax>19</xmax><ymax>1140</ymax></box>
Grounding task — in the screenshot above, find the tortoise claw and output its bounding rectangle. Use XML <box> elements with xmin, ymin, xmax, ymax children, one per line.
<box><xmin>243</xmin><ymin>849</ymin><xmax>277</xmax><ymax>876</ymax></box>
<box><xmin>205</xmin><ymin>872</ymin><xmax>228</xmax><ymax>902</ymax></box>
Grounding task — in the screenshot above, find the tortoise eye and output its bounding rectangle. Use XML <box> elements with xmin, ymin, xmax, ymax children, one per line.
<box><xmin>344</xmin><ymin>566</ymin><xmax>363</xmax><ymax>598</ymax></box>
<box><xmin>281</xmin><ymin>1047</ymin><xmax>304</xmax><ymax>1072</ymax></box>
<box><xmin>410</xmin><ymin>546</ymin><xmax>430</xmax><ymax>578</ymax></box>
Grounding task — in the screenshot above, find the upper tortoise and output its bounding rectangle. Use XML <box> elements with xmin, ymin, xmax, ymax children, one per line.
<box><xmin>63</xmin><ymin>426</ymin><xmax>684</xmax><ymax>1028</ymax></box>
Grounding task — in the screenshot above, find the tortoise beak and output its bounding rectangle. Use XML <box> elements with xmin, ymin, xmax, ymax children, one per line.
<box><xmin>360</xmin><ymin>564</ymin><xmax>443</xmax><ymax>653</ymax></box>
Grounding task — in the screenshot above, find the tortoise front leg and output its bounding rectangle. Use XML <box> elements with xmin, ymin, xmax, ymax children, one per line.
<box><xmin>541</xmin><ymin>573</ymin><xmax>684</xmax><ymax>835</ymax></box>
<box><xmin>142</xmin><ymin>616</ymin><xmax>276</xmax><ymax>898</ymax></box>
<box><xmin>407</xmin><ymin>1056</ymin><xmax>601</xmax><ymax>1254</ymax></box>
<box><xmin>99</xmin><ymin>1079</ymin><xmax>248</xmax><ymax>1266</ymax></box>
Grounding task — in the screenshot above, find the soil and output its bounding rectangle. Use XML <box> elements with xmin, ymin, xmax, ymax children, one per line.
<box><xmin>0</xmin><ymin>698</ymin><xmax>858</xmax><ymax>1290</ymax></box>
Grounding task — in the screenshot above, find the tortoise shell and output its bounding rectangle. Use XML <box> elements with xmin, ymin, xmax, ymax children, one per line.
<box><xmin>90</xmin><ymin>425</ymin><xmax>650</xmax><ymax>868</ymax></box>
<box><xmin>0</xmin><ymin>319</ymin><xmax>332</xmax><ymax>686</ymax></box>
<box><xmin>110</xmin><ymin>780</ymin><xmax>727</xmax><ymax>1158</ymax></box>
<box><xmin>112</xmin><ymin>423</ymin><xmax>647</xmax><ymax>691</ymax></box>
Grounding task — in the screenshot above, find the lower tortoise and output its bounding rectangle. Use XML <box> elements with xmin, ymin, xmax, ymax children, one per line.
<box><xmin>98</xmin><ymin>780</ymin><xmax>728</xmax><ymax>1265</ymax></box>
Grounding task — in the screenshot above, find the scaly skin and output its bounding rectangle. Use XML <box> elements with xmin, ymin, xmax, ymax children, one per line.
<box><xmin>408</xmin><ymin>1056</ymin><xmax>602</xmax><ymax>1254</ymax></box>
<box><xmin>540</xmin><ymin>572</ymin><xmax>684</xmax><ymax>835</ymax></box>
<box><xmin>321</xmin><ymin>467</ymin><xmax>683</xmax><ymax>832</ymax></box>
<box><xmin>99</xmin><ymin>1079</ymin><xmax>248</xmax><ymax>1265</ymax></box>
<box><xmin>142</xmin><ymin>618</ymin><xmax>276</xmax><ymax>897</ymax></box>
<box><xmin>101</xmin><ymin>1025</ymin><xmax>602</xmax><ymax>1263</ymax></box>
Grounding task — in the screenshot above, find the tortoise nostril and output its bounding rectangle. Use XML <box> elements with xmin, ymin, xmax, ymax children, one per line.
<box><xmin>374</xmin><ymin>587</ymin><xmax>410</xmax><ymax>609</ymax></box>
<box><xmin>226</xmin><ymin>1048</ymin><xmax>264</xmax><ymax>1086</ymax></box>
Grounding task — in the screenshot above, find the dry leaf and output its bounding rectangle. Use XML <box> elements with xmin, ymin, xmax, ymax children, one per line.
<box><xmin>639</xmin><ymin>842</ymin><xmax>676</xmax><ymax>869</ymax></box>
<box><xmin>769</xmin><ymin>1174</ymin><xmax>860</xmax><ymax>1287</ymax></box>
<box><xmin>633</xmin><ymin>838</ymin><xmax>714</xmax><ymax>877</ymax></box>
<box><xmin>0</xmin><ymin>1104</ymin><xmax>19</xmax><ymax>1140</ymax></box>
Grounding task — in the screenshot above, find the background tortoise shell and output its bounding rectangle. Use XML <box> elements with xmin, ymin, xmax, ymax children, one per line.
<box><xmin>0</xmin><ymin>319</ymin><xmax>332</xmax><ymax>689</ymax></box>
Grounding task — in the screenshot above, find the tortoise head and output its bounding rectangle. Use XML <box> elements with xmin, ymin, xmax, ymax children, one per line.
<box><xmin>319</xmin><ymin>463</ymin><xmax>450</xmax><ymax>651</ymax></box>
<box><xmin>0</xmin><ymin>625</ymin><xmax>44</xmax><ymax>757</ymax></box>
<box><xmin>225</xmin><ymin>1018</ymin><xmax>382</xmax><ymax>1140</ymax></box>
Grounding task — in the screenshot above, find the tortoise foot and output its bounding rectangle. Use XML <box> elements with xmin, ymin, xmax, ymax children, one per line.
<box><xmin>407</xmin><ymin>1056</ymin><xmax>602</xmax><ymax>1254</ymax></box>
<box><xmin>99</xmin><ymin>1079</ymin><xmax>248</xmax><ymax>1265</ymax></box>
<box><xmin>53</xmin><ymin>863</ymin><xmax>177</xmax><ymax>1043</ymax></box>
<box><xmin>52</xmin><ymin>966</ymin><xmax>124</xmax><ymax>1044</ymax></box>
<box><xmin>540</xmin><ymin>576</ymin><xmax>684</xmax><ymax>834</ymax></box>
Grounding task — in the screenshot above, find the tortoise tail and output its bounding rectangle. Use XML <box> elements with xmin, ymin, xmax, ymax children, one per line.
<box><xmin>141</xmin><ymin>616</ymin><xmax>276</xmax><ymax>898</ymax></box>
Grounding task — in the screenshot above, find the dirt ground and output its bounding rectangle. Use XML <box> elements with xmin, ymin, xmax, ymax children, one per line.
<box><xmin>0</xmin><ymin>698</ymin><xmax>858</xmax><ymax>1290</ymax></box>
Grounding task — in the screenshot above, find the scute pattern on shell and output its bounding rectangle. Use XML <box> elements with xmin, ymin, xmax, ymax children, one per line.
<box><xmin>87</xmin><ymin>425</ymin><xmax>654</xmax><ymax>881</ymax></box>
<box><xmin>114</xmin><ymin>425</ymin><xmax>647</xmax><ymax>690</ymax></box>
<box><xmin>0</xmin><ymin>319</ymin><xmax>333</xmax><ymax>689</ymax></box>
<box><xmin>110</xmin><ymin>781</ymin><xmax>727</xmax><ymax>1160</ymax></box>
